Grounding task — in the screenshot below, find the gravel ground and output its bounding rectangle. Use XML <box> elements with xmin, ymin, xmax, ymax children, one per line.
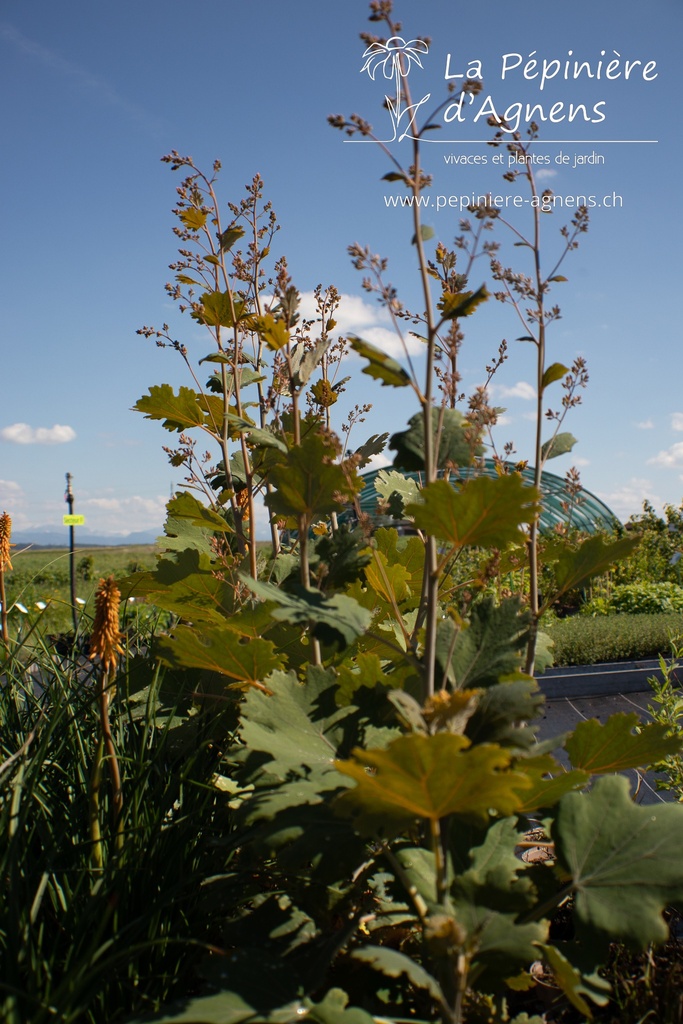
<box><xmin>536</xmin><ymin>682</ymin><xmax>675</xmax><ymax>805</ymax></box>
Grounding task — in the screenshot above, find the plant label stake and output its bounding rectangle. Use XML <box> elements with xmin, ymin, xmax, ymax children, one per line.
<box><xmin>64</xmin><ymin>473</ymin><xmax>78</xmax><ymax>635</ymax></box>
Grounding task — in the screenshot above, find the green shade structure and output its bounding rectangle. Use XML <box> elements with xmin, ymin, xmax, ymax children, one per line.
<box><xmin>358</xmin><ymin>462</ymin><xmax>619</xmax><ymax>535</ymax></box>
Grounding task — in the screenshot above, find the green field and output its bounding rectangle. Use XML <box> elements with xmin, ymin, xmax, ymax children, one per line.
<box><xmin>4</xmin><ymin>544</ymin><xmax>159</xmax><ymax>638</ymax></box>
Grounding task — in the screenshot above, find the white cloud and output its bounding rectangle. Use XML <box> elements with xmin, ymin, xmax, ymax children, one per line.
<box><xmin>84</xmin><ymin>498</ymin><xmax>127</xmax><ymax>511</ymax></box>
<box><xmin>0</xmin><ymin>423</ymin><xmax>76</xmax><ymax>444</ymax></box>
<box><xmin>83</xmin><ymin>494</ymin><xmax>167</xmax><ymax>516</ymax></box>
<box><xmin>0</xmin><ymin>481</ymin><xmax>29</xmax><ymax>528</ymax></box>
<box><xmin>635</xmin><ymin>419</ymin><xmax>654</xmax><ymax>430</ymax></box>
<box><xmin>76</xmin><ymin>494</ymin><xmax>168</xmax><ymax>534</ymax></box>
<box><xmin>535</xmin><ymin>168</ymin><xmax>558</xmax><ymax>181</ymax></box>
<box><xmin>362</xmin><ymin>325</ymin><xmax>424</xmax><ymax>358</ymax></box>
<box><xmin>648</xmin><ymin>442</ymin><xmax>683</xmax><ymax>468</ymax></box>
<box><xmin>364</xmin><ymin>452</ymin><xmax>392</xmax><ymax>473</ymax></box>
<box><xmin>0</xmin><ymin>480</ymin><xmax>24</xmax><ymax>504</ymax></box>
<box><xmin>298</xmin><ymin>291</ymin><xmax>423</xmax><ymax>359</ymax></box>
<box><xmin>494</xmin><ymin>381</ymin><xmax>536</xmax><ymax>401</ymax></box>
<box><xmin>493</xmin><ymin>414</ymin><xmax>512</xmax><ymax>427</ymax></box>
<box><xmin>298</xmin><ymin>291</ymin><xmax>380</xmax><ymax>331</ymax></box>
<box><xmin>594</xmin><ymin>478</ymin><xmax>660</xmax><ymax>520</ymax></box>
<box><xmin>572</xmin><ymin>456</ymin><xmax>591</xmax><ymax>467</ymax></box>
<box><xmin>672</xmin><ymin>413</ymin><xmax>683</xmax><ymax>431</ymax></box>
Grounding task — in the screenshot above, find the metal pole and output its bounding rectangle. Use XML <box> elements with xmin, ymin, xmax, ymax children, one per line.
<box><xmin>65</xmin><ymin>473</ymin><xmax>78</xmax><ymax>634</ymax></box>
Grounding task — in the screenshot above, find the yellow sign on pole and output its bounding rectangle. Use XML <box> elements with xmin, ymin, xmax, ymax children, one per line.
<box><xmin>63</xmin><ymin>514</ymin><xmax>86</xmax><ymax>526</ymax></box>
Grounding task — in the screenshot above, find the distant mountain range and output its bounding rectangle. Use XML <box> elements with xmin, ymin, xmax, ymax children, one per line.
<box><xmin>13</xmin><ymin>527</ymin><xmax>161</xmax><ymax>548</ymax></box>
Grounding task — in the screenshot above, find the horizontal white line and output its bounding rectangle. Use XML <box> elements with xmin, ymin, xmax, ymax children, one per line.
<box><xmin>428</xmin><ymin>139</ymin><xmax>658</xmax><ymax>144</ymax></box>
<box><xmin>345</xmin><ymin>139</ymin><xmax>658</xmax><ymax>144</ymax></box>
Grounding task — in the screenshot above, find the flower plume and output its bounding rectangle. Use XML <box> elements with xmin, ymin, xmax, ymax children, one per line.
<box><xmin>0</xmin><ymin>512</ymin><xmax>13</xmax><ymax>572</ymax></box>
<box><xmin>90</xmin><ymin>576</ymin><xmax>124</xmax><ymax>673</ymax></box>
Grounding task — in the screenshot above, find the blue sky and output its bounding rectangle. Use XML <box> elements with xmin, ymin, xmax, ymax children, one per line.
<box><xmin>1</xmin><ymin>0</ymin><xmax>681</xmax><ymax>539</ymax></box>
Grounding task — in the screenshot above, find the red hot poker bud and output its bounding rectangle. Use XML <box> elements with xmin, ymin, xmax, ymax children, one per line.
<box><xmin>90</xmin><ymin>576</ymin><xmax>124</xmax><ymax>674</ymax></box>
<box><xmin>0</xmin><ymin>512</ymin><xmax>13</xmax><ymax>572</ymax></box>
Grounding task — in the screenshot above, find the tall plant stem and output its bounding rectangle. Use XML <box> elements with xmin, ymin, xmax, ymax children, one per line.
<box><xmin>254</xmin><ymin>340</ymin><xmax>281</xmax><ymax>556</ymax></box>
<box><xmin>290</xmin><ymin>378</ymin><xmax>321</xmax><ymax>666</ymax></box>
<box><xmin>89</xmin><ymin>735</ymin><xmax>105</xmax><ymax>871</ymax></box>
<box><xmin>525</xmin><ymin>170</ymin><xmax>545</xmax><ymax>676</ymax></box>
<box><xmin>99</xmin><ymin>668</ymin><xmax>124</xmax><ymax>851</ymax></box>
<box><xmin>389</xmin><ymin>42</ymin><xmax>441</xmax><ymax>700</ymax></box>
<box><xmin>451</xmin><ymin>955</ymin><xmax>468</xmax><ymax>1024</ymax></box>
<box><xmin>201</xmin><ymin>172</ymin><xmax>256</xmax><ymax>576</ymax></box>
<box><xmin>430</xmin><ymin>817</ymin><xmax>448</xmax><ymax>908</ymax></box>
<box><xmin>429</xmin><ymin>817</ymin><xmax>464</xmax><ymax>1024</ymax></box>
<box><xmin>411</xmin><ymin>140</ymin><xmax>439</xmax><ymax>701</ymax></box>
<box><xmin>0</xmin><ymin>569</ymin><xmax>8</xmax><ymax>645</ymax></box>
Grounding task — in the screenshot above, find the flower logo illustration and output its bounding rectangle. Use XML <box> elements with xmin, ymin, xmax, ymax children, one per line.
<box><xmin>361</xmin><ymin>36</ymin><xmax>429</xmax><ymax>80</ymax></box>
<box><xmin>361</xmin><ymin>36</ymin><xmax>430</xmax><ymax>142</ymax></box>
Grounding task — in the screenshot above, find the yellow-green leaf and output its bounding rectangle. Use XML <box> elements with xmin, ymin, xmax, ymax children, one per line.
<box><xmin>178</xmin><ymin>208</ymin><xmax>207</xmax><ymax>231</ymax></box>
<box><xmin>437</xmin><ymin>284</ymin><xmax>489</xmax><ymax>321</ymax></box>
<box><xmin>162</xmin><ymin>491</ymin><xmax>232</xmax><ymax>533</ymax></box>
<box><xmin>542</xmin><ymin>362</ymin><xmax>569</xmax><ymax>389</ymax></box>
<box><xmin>364</xmin><ymin>550</ymin><xmax>412</xmax><ymax>607</ymax></box>
<box><xmin>411</xmin><ymin>224</ymin><xmax>435</xmax><ymax>245</ymax></box>
<box><xmin>175</xmin><ymin>273</ymin><xmax>203</xmax><ymax>286</ymax></box>
<box><xmin>349</xmin><ymin>335</ymin><xmax>412</xmax><ymax>388</ymax></box>
<box><xmin>194</xmin><ymin>291</ymin><xmax>247</xmax><ymax>328</ymax></box>
<box><xmin>373</xmin><ymin>528</ymin><xmax>425</xmax><ymax>582</ymax></box>
<box><xmin>253</xmin><ymin>313</ymin><xmax>290</xmax><ymax>351</ymax></box>
<box><xmin>334</xmin><ymin>733</ymin><xmax>530</xmax><ymax>836</ymax></box>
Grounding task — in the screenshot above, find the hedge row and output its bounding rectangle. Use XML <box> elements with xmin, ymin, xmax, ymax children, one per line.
<box><xmin>545</xmin><ymin>612</ymin><xmax>683</xmax><ymax>667</ymax></box>
<box><xmin>582</xmin><ymin>581</ymin><xmax>683</xmax><ymax>616</ymax></box>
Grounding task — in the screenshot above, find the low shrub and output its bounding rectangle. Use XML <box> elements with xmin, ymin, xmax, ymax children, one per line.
<box><xmin>546</xmin><ymin>612</ymin><xmax>683</xmax><ymax>666</ymax></box>
<box><xmin>582</xmin><ymin>581</ymin><xmax>683</xmax><ymax>616</ymax></box>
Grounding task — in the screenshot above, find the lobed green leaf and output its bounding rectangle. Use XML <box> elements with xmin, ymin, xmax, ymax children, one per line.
<box><xmin>157</xmin><ymin>624</ymin><xmax>284</xmax><ymax>687</ymax></box>
<box><xmin>548</xmin><ymin>534</ymin><xmax>641</xmax><ymax>603</ymax></box>
<box><xmin>133</xmin><ymin>384</ymin><xmax>207</xmax><ymax>432</ymax></box>
<box><xmin>554</xmin><ymin>774</ymin><xmax>683</xmax><ymax>946</ymax></box>
<box><xmin>437</xmin><ymin>284</ymin><xmax>489</xmax><ymax>321</ymax></box>
<box><xmin>565</xmin><ymin>712</ymin><xmax>683</xmax><ymax>775</ymax></box>
<box><xmin>348</xmin><ymin>335</ymin><xmax>412</xmax><ymax>388</ymax></box>
<box><xmin>408</xmin><ymin>475</ymin><xmax>539</xmax><ymax>551</ymax></box>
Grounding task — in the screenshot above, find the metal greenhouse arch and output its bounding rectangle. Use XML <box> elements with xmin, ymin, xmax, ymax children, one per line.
<box><xmin>357</xmin><ymin>461</ymin><xmax>619</xmax><ymax>535</ymax></box>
